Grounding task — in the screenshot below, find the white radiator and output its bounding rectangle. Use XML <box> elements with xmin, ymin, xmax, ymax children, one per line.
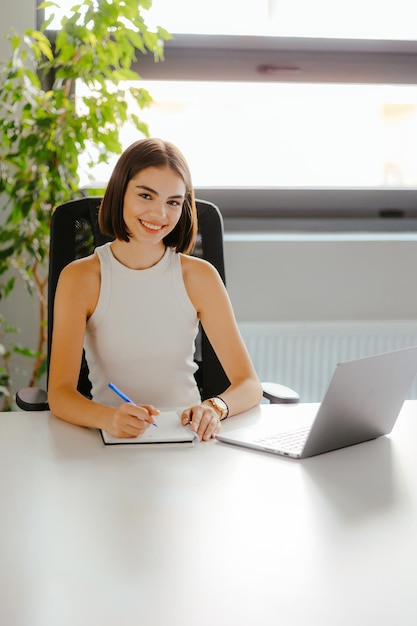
<box><xmin>238</xmin><ymin>321</ymin><xmax>417</xmax><ymax>402</ymax></box>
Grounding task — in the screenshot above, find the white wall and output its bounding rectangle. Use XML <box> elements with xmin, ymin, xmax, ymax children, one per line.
<box><xmin>1</xmin><ymin>0</ymin><xmax>38</xmax><ymax>397</ymax></box>
<box><xmin>224</xmin><ymin>233</ymin><xmax>417</xmax><ymax>322</ymax></box>
<box><xmin>1</xmin><ymin>0</ymin><xmax>36</xmax><ymax>57</ymax></box>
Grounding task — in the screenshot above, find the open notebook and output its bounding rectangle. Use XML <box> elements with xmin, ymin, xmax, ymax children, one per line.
<box><xmin>100</xmin><ymin>410</ymin><xmax>199</xmax><ymax>445</ymax></box>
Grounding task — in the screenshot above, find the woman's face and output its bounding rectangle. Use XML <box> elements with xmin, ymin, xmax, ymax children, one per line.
<box><xmin>123</xmin><ymin>166</ymin><xmax>185</xmax><ymax>244</ymax></box>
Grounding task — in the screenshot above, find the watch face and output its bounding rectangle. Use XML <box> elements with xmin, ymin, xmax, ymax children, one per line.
<box><xmin>215</xmin><ymin>398</ymin><xmax>227</xmax><ymax>411</ymax></box>
<box><xmin>211</xmin><ymin>397</ymin><xmax>228</xmax><ymax>418</ymax></box>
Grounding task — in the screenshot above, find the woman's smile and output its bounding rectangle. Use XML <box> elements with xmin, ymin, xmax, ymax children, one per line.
<box><xmin>139</xmin><ymin>218</ymin><xmax>166</xmax><ymax>233</ymax></box>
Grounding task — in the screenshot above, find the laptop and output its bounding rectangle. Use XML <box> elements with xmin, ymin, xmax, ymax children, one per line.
<box><xmin>216</xmin><ymin>346</ymin><xmax>417</xmax><ymax>458</ymax></box>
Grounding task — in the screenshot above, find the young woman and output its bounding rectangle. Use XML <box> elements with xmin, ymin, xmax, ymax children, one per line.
<box><xmin>48</xmin><ymin>138</ymin><xmax>262</xmax><ymax>441</ymax></box>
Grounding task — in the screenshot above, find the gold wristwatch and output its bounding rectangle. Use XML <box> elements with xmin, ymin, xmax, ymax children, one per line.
<box><xmin>207</xmin><ymin>396</ymin><xmax>229</xmax><ymax>420</ymax></box>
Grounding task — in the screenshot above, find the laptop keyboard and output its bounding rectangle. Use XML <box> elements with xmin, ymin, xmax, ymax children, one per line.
<box><xmin>255</xmin><ymin>427</ymin><xmax>310</xmax><ymax>452</ymax></box>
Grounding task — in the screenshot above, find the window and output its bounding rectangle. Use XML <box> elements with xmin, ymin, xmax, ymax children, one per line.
<box><xmin>45</xmin><ymin>0</ymin><xmax>417</xmax><ymax>40</ymax></box>
<box><xmin>44</xmin><ymin>1</ymin><xmax>417</xmax><ymax>228</ymax></box>
<box><xmin>78</xmin><ymin>80</ymin><xmax>417</xmax><ymax>189</ymax></box>
<box><xmin>145</xmin><ymin>0</ymin><xmax>417</xmax><ymax>40</ymax></box>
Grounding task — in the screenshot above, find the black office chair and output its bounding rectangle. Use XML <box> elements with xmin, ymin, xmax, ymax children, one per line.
<box><xmin>16</xmin><ymin>197</ymin><xmax>299</xmax><ymax>411</ymax></box>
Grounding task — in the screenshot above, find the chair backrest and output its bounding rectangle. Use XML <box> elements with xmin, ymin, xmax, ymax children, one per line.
<box><xmin>47</xmin><ymin>197</ymin><xmax>230</xmax><ymax>401</ymax></box>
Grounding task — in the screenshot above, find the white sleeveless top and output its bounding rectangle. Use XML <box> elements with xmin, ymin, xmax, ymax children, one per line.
<box><xmin>84</xmin><ymin>243</ymin><xmax>201</xmax><ymax>410</ymax></box>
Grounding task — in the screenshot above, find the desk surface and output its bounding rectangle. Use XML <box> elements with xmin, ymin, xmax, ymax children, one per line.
<box><xmin>1</xmin><ymin>402</ymin><xmax>417</xmax><ymax>626</ymax></box>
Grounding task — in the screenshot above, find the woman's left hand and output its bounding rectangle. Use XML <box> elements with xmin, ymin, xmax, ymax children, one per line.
<box><xmin>181</xmin><ymin>403</ymin><xmax>222</xmax><ymax>442</ymax></box>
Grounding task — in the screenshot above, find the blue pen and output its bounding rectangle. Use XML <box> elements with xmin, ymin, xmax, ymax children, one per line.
<box><xmin>108</xmin><ymin>382</ymin><xmax>158</xmax><ymax>427</ymax></box>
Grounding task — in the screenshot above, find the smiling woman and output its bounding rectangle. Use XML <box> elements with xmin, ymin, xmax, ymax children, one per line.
<box><xmin>98</xmin><ymin>138</ymin><xmax>197</xmax><ymax>252</ymax></box>
<box><xmin>46</xmin><ymin>137</ymin><xmax>263</xmax><ymax>441</ymax></box>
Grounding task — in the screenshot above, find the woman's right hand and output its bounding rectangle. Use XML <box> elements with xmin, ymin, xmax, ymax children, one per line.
<box><xmin>105</xmin><ymin>402</ymin><xmax>159</xmax><ymax>438</ymax></box>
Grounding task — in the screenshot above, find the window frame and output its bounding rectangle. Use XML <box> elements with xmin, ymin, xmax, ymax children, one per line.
<box><xmin>135</xmin><ymin>33</ymin><xmax>417</xmax><ymax>85</ymax></box>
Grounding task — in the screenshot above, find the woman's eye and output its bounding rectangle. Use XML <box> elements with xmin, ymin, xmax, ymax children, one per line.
<box><xmin>140</xmin><ymin>193</ymin><xmax>151</xmax><ymax>200</ymax></box>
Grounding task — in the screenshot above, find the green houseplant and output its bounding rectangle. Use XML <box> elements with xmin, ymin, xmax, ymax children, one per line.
<box><xmin>0</xmin><ymin>0</ymin><xmax>169</xmax><ymax>409</ymax></box>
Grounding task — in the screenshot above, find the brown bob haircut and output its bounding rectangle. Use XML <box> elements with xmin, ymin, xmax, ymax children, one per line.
<box><xmin>99</xmin><ymin>138</ymin><xmax>197</xmax><ymax>254</ymax></box>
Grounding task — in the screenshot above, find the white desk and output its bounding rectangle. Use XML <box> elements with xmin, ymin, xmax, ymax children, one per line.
<box><xmin>1</xmin><ymin>402</ymin><xmax>417</xmax><ymax>626</ymax></box>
